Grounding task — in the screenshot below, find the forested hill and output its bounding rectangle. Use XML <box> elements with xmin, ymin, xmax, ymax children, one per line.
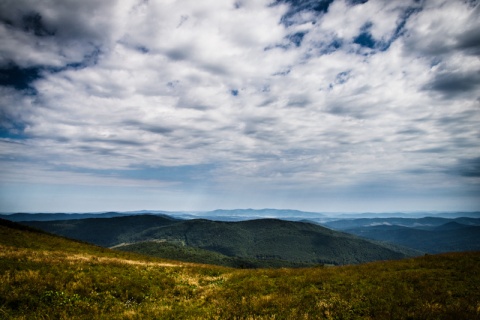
<box><xmin>20</xmin><ymin>215</ymin><xmax>420</xmax><ymax>266</ymax></box>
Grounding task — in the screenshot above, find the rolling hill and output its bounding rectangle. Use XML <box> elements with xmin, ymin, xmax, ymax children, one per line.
<box><xmin>344</xmin><ymin>223</ymin><xmax>480</xmax><ymax>254</ymax></box>
<box><xmin>20</xmin><ymin>215</ymin><xmax>420</xmax><ymax>266</ymax></box>
<box><xmin>0</xmin><ymin>208</ymin><xmax>325</xmax><ymax>222</ymax></box>
<box><xmin>1</xmin><ymin>218</ymin><xmax>479</xmax><ymax>319</ymax></box>
<box><xmin>321</xmin><ymin>217</ymin><xmax>480</xmax><ymax>253</ymax></box>
<box><xmin>20</xmin><ymin>214</ymin><xmax>181</xmax><ymax>247</ymax></box>
<box><xmin>322</xmin><ymin>216</ymin><xmax>480</xmax><ymax>230</ymax></box>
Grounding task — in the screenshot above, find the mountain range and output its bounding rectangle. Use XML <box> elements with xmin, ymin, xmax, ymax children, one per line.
<box><xmin>323</xmin><ymin>218</ymin><xmax>480</xmax><ymax>254</ymax></box>
<box><xmin>4</xmin><ymin>209</ymin><xmax>479</xmax><ymax>222</ymax></box>
<box><xmin>15</xmin><ymin>214</ymin><xmax>420</xmax><ymax>267</ymax></box>
<box><xmin>2</xmin><ymin>209</ymin><xmax>478</xmax><ymax>267</ymax></box>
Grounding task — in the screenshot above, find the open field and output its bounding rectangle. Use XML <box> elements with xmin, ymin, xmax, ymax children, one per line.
<box><xmin>1</xmin><ymin>219</ymin><xmax>479</xmax><ymax>319</ymax></box>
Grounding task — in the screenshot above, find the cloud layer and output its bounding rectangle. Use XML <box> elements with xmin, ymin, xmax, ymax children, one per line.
<box><xmin>0</xmin><ymin>0</ymin><xmax>479</xmax><ymax>212</ymax></box>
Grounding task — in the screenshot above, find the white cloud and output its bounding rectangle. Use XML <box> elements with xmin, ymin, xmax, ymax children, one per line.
<box><xmin>404</xmin><ymin>0</ymin><xmax>480</xmax><ymax>55</ymax></box>
<box><xmin>0</xmin><ymin>0</ymin><xmax>479</xmax><ymax>211</ymax></box>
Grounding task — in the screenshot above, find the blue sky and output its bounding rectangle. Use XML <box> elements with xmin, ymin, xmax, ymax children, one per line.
<box><xmin>0</xmin><ymin>0</ymin><xmax>479</xmax><ymax>213</ymax></box>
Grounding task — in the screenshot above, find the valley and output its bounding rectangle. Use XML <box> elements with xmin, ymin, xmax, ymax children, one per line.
<box><xmin>322</xmin><ymin>216</ymin><xmax>480</xmax><ymax>254</ymax></box>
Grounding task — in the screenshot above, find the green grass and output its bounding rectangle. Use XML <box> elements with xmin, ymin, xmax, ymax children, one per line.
<box><xmin>1</xmin><ymin>219</ymin><xmax>479</xmax><ymax>319</ymax></box>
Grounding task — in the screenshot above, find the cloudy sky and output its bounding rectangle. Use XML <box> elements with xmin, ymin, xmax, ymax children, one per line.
<box><xmin>0</xmin><ymin>0</ymin><xmax>479</xmax><ymax>213</ymax></box>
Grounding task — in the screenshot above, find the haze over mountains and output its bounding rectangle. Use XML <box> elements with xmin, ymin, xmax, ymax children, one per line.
<box><xmin>324</xmin><ymin>218</ymin><xmax>480</xmax><ymax>254</ymax></box>
<box><xmin>4</xmin><ymin>208</ymin><xmax>480</xmax><ymax>222</ymax></box>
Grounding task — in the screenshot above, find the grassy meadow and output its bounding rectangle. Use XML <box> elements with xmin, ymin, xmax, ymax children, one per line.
<box><xmin>1</xmin><ymin>219</ymin><xmax>479</xmax><ymax>319</ymax></box>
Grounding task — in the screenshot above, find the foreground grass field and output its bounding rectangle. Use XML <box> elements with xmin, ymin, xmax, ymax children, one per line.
<box><xmin>1</xmin><ymin>219</ymin><xmax>479</xmax><ymax>319</ymax></box>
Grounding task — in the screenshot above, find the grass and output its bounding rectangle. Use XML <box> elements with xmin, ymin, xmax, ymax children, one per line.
<box><xmin>1</xmin><ymin>219</ymin><xmax>479</xmax><ymax>319</ymax></box>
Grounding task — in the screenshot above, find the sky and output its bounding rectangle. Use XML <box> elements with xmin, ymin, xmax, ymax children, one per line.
<box><xmin>0</xmin><ymin>0</ymin><xmax>479</xmax><ymax>213</ymax></box>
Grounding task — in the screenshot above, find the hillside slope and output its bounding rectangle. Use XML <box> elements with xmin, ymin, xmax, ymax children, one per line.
<box><xmin>21</xmin><ymin>214</ymin><xmax>181</xmax><ymax>247</ymax></box>
<box><xmin>323</xmin><ymin>217</ymin><xmax>480</xmax><ymax>230</ymax></box>
<box><xmin>135</xmin><ymin>218</ymin><xmax>420</xmax><ymax>264</ymax></box>
<box><xmin>1</xmin><ymin>218</ymin><xmax>479</xmax><ymax>319</ymax></box>
<box><xmin>115</xmin><ymin>240</ymin><xmax>314</xmax><ymax>268</ymax></box>
<box><xmin>345</xmin><ymin>224</ymin><xmax>480</xmax><ymax>253</ymax></box>
<box><xmin>22</xmin><ymin>215</ymin><xmax>420</xmax><ymax>266</ymax></box>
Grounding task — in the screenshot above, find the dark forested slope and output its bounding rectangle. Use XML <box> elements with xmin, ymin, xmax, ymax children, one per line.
<box><xmin>22</xmin><ymin>215</ymin><xmax>420</xmax><ymax>266</ymax></box>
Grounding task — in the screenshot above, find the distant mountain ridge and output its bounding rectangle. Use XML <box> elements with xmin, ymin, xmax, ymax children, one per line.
<box><xmin>19</xmin><ymin>215</ymin><xmax>420</xmax><ymax>267</ymax></box>
<box><xmin>201</xmin><ymin>208</ymin><xmax>325</xmax><ymax>221</ymax></box>
<box><xmin>322</xmin><ymin>216</ymin><xmax>480</xmax><ymax>254</ymax></box>
<box><xmin>2</xmin><ymin>212</ymin><xmax>131</xmax><ymax>221</ymax></box>
<box><xmin>0</xmin><ymin>208</ymin><xmax>325</xmax><ymax>222</ymax></box>
<box><xmin>343</xmin><ymin>224</ymin><xmax>480</xmax><ymax>254</ymax></box>
<box><xmin>323</xmin><ymin>217</ymin><xmax>480</xmax><ymax>230</ymax></box>
<box><xmin>2</xmin><ymin>209</ymin><xmax>479</xmax><ymax>222</ymax></box>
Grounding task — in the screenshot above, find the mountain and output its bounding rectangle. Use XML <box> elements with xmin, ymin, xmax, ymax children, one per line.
<box><xmin>131</xmin><ymin>218</ymin><xmax>421</xmax><ymax>265</ymax></box>
<box><xmin>1</xmin><ymin>208</ymin><xmax>326</xmax><ymax>222</ymax></box>
<box><xmin>432</xmin><ymin>221</ymin><xmax>471</xmax><ymax>231</ymax></box>
<box><xmin>189</xmin><ymin>208</ymin><xmax>325</xmax><ymax>221</ymax></box>
<box><xmin>1</xmin><ymin>211</ymin><xmax>132</xmax><ymax>221</ymax></box>
<box><xmin>3</xmin><ymin>210</ymin><xmax>479</xmax><ymax>223</ymax></box>
<box><xmin>323</xmin><ymin>216</ymin><xmax>480</xmax><ymax>230</ymax></box>
<box><xmin>321</xmin><ymin>216</ymin><xmax>480</xmax><ymax>254</ymax></box>
<box><xmin>20</xmin><ymin>214</ymin><xmax>181</xmax><ymax>247</ymax></box>
<box><xmin>344</xmin><ymin>223</ymin><xmax>480</xmax><ymax>254</ymax></box>
<box><xmin>323</xmin><ymin>217</ymin><xmax>453</xmax><ymax>230</ymax></box>
<box><xmin>326</xmin><ymin>211</ymin><xmax>480</xmax><ymax>219</ymax></box>
<box><xmin>1</xmin><ymin>218</ymin><xmax>479</xmax><ymax>319</ymax></box>
<box><xmin>21</xmin><ymin>215</ymin><xmax>420</xmax><ymax>266</ymax></box>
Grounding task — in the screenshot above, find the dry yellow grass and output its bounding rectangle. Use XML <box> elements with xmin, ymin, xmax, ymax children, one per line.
<box><xmin>0</xmin><ymin>243</ymin><xmax>183</xmax><ymax>267</ymax></box>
